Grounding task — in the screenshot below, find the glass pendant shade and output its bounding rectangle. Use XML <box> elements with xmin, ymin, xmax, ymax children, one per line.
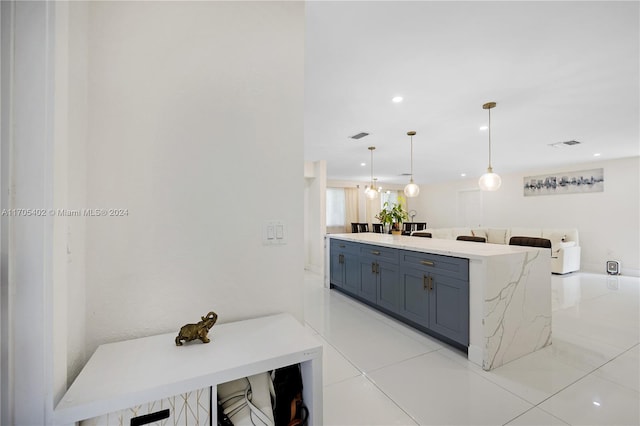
<box><xmin>365</xmin><ymin>186</ymin><xmax>378</xmax><ymax>200</ymax></box>
<box><xmin>479</xmin><ymin>102</ymin><xmax>501</xmax><ymax>191</ymax></box>
<box><xmin>404</xmin><ymin>180</ymin><xmax>420</xmax><ymax>197</ymax></box>
<box><xmin>478</xmin><ymin>169</ymin><xmax>502</xmax><ymax>191</ymax></box>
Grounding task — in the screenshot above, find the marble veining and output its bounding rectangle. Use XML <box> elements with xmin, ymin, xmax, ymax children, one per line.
<box><xmin>484</xmin><ymin>250</ymin><xmax>551</xmax><ymax>370</ymax></box>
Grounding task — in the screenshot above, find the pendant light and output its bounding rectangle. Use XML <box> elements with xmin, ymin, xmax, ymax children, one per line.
<box><xmin>478</xmin><ymin>102</ymin><xmax>502</xmax><ymax>191</ymax></box>
<box><xmin>365</xmin><ymin>146</ymin><xmax>378</xmax><ymax>200</ymax></box>
<box><xmin>404</xmin><ymin>131</ymin><xmax>420</xmax><ymax>197</ymax></box>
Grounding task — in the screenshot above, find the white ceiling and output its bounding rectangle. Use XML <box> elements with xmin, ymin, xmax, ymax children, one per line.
<box><xmin>304</xmin><ymin>1</ymin><xmax>639</xmax><ymax>186</ymax></box>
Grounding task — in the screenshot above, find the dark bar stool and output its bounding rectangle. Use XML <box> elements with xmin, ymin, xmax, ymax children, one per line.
<box><xmin>372</xmin><ymin>223</ymin><xmax>384</xmax><ymax>234</ymax></box>
<box><xmin>351</xmin><ymin>223</ymin><xmax>359</xmax><ymax>233</ymax></box>
<box><xmin>456</xmin><ymin>235</ymin><xmax>486</xmax><ymax>243</ymax></box>
<box><xmin>358</xmin><ymin>223</ymin><xmax>369</xmax><ymax>232</ymax></box>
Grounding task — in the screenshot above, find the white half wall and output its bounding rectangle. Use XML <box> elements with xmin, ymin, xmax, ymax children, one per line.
<box><xmin>76</xmin><ymin>0</ymin><xmax>305</xmax><ymax>369</ymax></box>
<box><xmin>413</xmin><ymin>157</ymin><xmax>640</xmax><ymax>275</ymax></box>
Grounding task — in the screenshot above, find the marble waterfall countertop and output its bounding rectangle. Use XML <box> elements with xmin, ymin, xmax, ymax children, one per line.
<box><xmin>326</xmin><ymin>233</ymin><xmax>552</xmax><ymax>370</ymax></box>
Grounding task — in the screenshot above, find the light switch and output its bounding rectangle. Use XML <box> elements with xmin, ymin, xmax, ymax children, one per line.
<box><xmin>263</xmin><ymin>220</ymin><xmax>286</xmax><ymax>245</ymax></box>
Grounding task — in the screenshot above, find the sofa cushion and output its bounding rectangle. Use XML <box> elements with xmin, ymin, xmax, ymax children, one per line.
<box><xmin>509</xmin><ymin>228</ymin><xmax>542</xmax><ymax>240</ymax></box>
<box><xmin>472</xmin><ymin>228</ymin><xmax>488</xmax><ymax>239</ymax></box>
<box><xmin>453</xmin><ymin>228</ymin><xmax>473</xmax><ymax>238</ymax></box>
<box><xmin>487</xmin><ymin>228</ymin><xmax>507</xmax><ymax>244</ymax></box>
<box><xmin>431</xmin><ymin>228</ymin><xmax>454</xmax><ymax>239</ymax></box>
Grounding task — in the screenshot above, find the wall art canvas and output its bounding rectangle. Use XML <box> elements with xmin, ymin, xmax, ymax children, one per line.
<box><xmin>523</xmin><ymin>168</ymin><xmax>604</xmax><ymax>196</ymax></box>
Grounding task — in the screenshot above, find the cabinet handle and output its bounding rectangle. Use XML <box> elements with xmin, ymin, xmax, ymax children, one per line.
<box><xmin>428</xmin><ymin>276</ymin><xmax>434</xmax><ymax>291</ymax></box>
<box><xmin>420</xmin><ymin>260</ymin><xmax>435</xmax><ymax>267</ymax></box>
<box><xmin>372</xmin><ymin>262</ymin><xmax>376</xmax><ymax>274</ymax></box>
<box><xmin>423</xmin><ymin>275</ymin><xmax>428</xmax><ymax>290</ymax></box>
<box><xmin>371</xmin><ymin>250</ymin><xmax>381</xmax><ymax>255</ymax></box>
<box><xmin>339</xmin><ymin>254</ymin><xmax>344</xmax><ymax>264</ymax></box>
<box><xmin>339</xmin><ymin>244</ymin><xmax>346</xmax><ymax>248</ymax></box>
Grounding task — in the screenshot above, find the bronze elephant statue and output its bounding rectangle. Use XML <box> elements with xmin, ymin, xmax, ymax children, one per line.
<box><xmin>175</xmin><ymin>311</ymin><xmax>218</xmax><ymax>346</ymax></box>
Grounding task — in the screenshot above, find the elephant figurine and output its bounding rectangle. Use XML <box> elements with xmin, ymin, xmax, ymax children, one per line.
<box><xmin>175</xmin><ymin>311</ymin><xmax>218</xmax><ymax>346</ymax></box>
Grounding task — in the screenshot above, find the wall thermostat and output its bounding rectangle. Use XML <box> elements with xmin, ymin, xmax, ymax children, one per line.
<box><xmin>606</xmin><ymin>260</ymin><xmax>620</xmax><ymax>275</ymax></box>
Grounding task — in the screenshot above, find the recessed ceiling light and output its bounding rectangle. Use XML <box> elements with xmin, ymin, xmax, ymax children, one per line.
<box><xmin>594</xmin><ymin>153</ymin><xmax>601</xmax><ymax>157</ymax></box>
<box><xmin>392</xmin><ymin>96</ymin><xmax>403</xmax><ymax>103</ymax></box>
<box><xmin>479</xmin><ymin>125</ymin><xmax>488</xmax><ymax>131</ymax></box>
<box><xmin>360</xmin><ymin>162</ymin><xmax>366</xmax><ymax>166</ymax></box>
<box><xmin>593</xmin><ymin>401</ymin><xmax>601</xmax><ymax>407</ymax></box>
<box><xmin>461</xmin><ymin>173</ymin><xmax>467</xmax><ymax>177</ymax></box>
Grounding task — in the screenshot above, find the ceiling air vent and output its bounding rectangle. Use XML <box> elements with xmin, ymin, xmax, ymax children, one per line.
<box><xmin>350</xmin><ymin>132</ymin><xmax>370</xmax><ymax>140</ymax></box>
<box><xmin>549</xmin><ymin>140</ymin><xmax>581</xmax><ymax>148</ymax></box>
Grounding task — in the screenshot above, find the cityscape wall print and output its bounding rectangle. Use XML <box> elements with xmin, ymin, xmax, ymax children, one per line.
<box><xmin>523</xmin><ymin>168</ymin><xmax>604</xmax><ymax>196</ymax></box>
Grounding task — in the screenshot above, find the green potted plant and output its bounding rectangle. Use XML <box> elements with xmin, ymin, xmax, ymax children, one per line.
<box><xmin>376</xmin><ymin>196</ymin><xmax>409</xmax><ymax>235</ymax></box>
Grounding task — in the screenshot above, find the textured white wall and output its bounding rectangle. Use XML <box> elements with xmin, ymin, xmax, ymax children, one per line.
<box><xmin>78</xmin><ymin>1</ymin><xmax>304</xmax><ymax>361</ymax></box>
<box><xmin>413</xmin><ymin>157</ymin><xmax>640</xmax><ymax>275</ymax></box>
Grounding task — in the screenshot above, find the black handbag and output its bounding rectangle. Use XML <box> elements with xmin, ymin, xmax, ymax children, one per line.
<box><xmin>272</xmin><ymin>364</ymin><xmax>308</xmax><ymax>426</ymax></box>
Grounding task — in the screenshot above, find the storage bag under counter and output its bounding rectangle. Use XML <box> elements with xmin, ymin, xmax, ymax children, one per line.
<box><xmin>80</xmin><ymin>387</ymin><xmax>211</xmax><ymax>426</ymax></box>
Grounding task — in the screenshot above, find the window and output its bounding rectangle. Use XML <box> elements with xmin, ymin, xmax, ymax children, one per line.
<box><xmin>380</xmin><ymin>190</ymin><xmax>399</xmax><ymax>210</ymax></box>
<box><xmin>326</xmin><ymin>188</ymin><xmax>346</xmax><ymax>227</ymax></box>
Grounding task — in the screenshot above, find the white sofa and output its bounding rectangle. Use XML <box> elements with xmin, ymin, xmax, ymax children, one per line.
<box><xmin>414</xmin><ymin>227</ymin><xmax>581</xmax><ymax>274</ymax></box>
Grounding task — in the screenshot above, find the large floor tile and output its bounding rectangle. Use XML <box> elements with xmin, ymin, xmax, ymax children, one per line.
<box><xmin>315</xmin><ymin>335</ymin><xmax>361</xmax><ymax>386</ymax></box>
<box><xmin>472</xmin><ymin>344</ymin><xmax>594</xmax><ymax>405</ymax></box>
<box><xmin>539</xmin><ymin>374</ymin><xmax>640</xmax><ymax>426</ymax></box>
<box><xmin>592</xmin><ymin>344</ymin><xmax>640</xmax><ymax>392</ymax></box>
<box><xmin>368</xmin><ymin>351</ymin><xmax>533</xmax><ymax>425</ymax></box>
<box><xmin>323</xmin><ymin>375</ymin><xmax>418</xmax><ymax>426</ymax></box>
<box><xmin>323</xmin><ymin>317</ymin><xmax>440</xmax><ymax>372</ymax></box>
<box><xmin>505</xmin><ymin>407</ymin><xmax>570</xmax><ymax>425</ymax></box>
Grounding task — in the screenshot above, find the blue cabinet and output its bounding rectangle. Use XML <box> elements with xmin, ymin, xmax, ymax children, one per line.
<box><xmin>329</xmin><ymin>240</ymin><xmax>360</xmax><ymax>294</ymax></box>
<box><xmin>329</xmin><ymin>239</ymin><xmax>469</xmax><ymax>348</ymax></box>
<box><xmin>399</xmin><ymin>250</ymin><xmax>469</xmax><ymax>346</ymax></box>
<box><xmin>359</xmin><ymin>244</ymin><xmax>399</xmax><ymax>310</ymax></box>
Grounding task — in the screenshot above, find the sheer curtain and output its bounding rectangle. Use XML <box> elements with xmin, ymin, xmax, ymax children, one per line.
<box><xmin>326</xmin><ymin>188</ymin><xmax>345</xmax><ymax>234</ymax></box>
<box><xmin>344</xmin><ymin>188</ymin><xmax>359</xmax><ymax>232</ymax></box>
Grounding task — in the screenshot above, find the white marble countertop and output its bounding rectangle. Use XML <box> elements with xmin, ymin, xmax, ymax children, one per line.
<box><xmin>328</xmin><ymin>233</ymin><xmax>541</xmax><ymax>260</ymax></box>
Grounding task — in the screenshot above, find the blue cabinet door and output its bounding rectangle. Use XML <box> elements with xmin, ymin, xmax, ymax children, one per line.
<box><xmin>343</xmin><ymin>251</ymin><xmax>361</xmax><ymax>294</ymax></box>
<box><xmin>330</xmin><ymin>248</ymin><xmax>344</xmax><ymax>287</ymax></box>
<box><xmin>429</xmin><ymin>273</ymin><xmax>469</xmax><ymax>345</ymax></box>
<box><xmin>377</xmin><ymin>260</ymin><xmax>400</xmax><ymax>314</ymax></box>
<box><xmin>359</xmin><ymin>258</ymin><xmax>377</xmax><ymax>303</ymax></box>
<box><xmin>398</xmin><ymin>266</ymin><xmax>430</xmax><ymax>328</ymax></box>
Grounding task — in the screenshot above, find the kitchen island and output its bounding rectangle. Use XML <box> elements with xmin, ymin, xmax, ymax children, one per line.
<box><xmin>326</xmin><ymin>233</ymin><xmax>551</xmax><ymax>371</ymax></box>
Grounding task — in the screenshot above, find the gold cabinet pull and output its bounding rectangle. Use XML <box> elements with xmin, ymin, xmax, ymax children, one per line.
<box><xmin>420</xmin><ymin>260</ymin><xmax>435</xmax><ymax>267</ymax></box>
<box><xmin>339</xmin><ymin>254</ymin><xmax>344</xmax><ymax>264</ymax></box>
<box><xmin>423</xmin><ymin>275</ymin><xmax>428</xmax><ymax>290</ymax></box>
<box><xmin>339</xmin><ymin>244</ymin><xmax>346</xmax><ymax>248</ymax></box>
<box><xmin>371</xmin><ymin>262</ymin><xmax>376</xmax><ymax>274</ymax></box>
<box><xmin>371</xmin><ymin>250</ymin><xmax>381</xmax><ymax>255</ymax></box>
<box><xmin>428</xmin><ymin>276</ymin><xmax>434</xmax><ymax>291</ymax></box>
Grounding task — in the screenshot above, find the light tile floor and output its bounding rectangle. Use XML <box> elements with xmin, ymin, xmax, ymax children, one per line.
<box><xmin>304</xmin><ymin>271</ymin><xmax>639</xmax><ymax>426</ymax></box>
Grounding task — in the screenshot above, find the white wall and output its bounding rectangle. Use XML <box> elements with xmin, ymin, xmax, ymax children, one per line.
<box><xmin>65</xmin><ymin>0</ymin><xmax>89</xmax><ymax>385</ymax></box>
<box><xmin>304</xmin><ymin>160</ymin><xmax>326</xmax><ymax>274</ymax></box>
<box><xmin>72</xmin><ymin>0</ymin><xmax>304</xmax><ymax>369</ymax></box>
<box><xmin>414</xmin><ymin>157</ymin><xmax>640</xmax><ymax>275</ymax></box>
